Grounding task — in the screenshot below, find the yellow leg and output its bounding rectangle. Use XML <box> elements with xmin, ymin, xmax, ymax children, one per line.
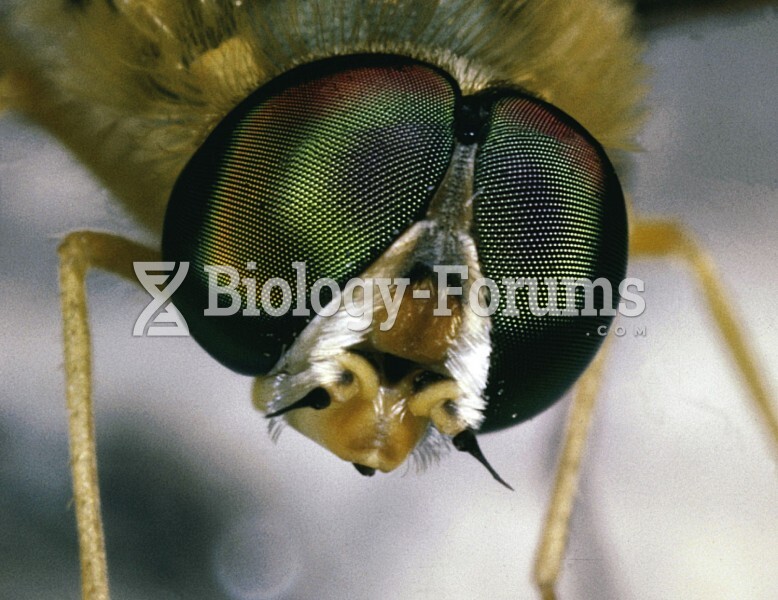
<box><xmin>533</xmin><ymin>216</ymin><xmax>778</xmax><ymax>599</ymax></box>
<box><xmin>59</xmin><ymin>231</ymin><xmax>159</xmax><ymax>600</ymax></box>
<box><xmin>533</xmin><ymin>336</ymin><xmax>612</xmax><ymax>600</ymax></box>
<box><xmin>630</xmin><ymin>219</ymin><xmax>778</xmax><ymax>451</ymax></box>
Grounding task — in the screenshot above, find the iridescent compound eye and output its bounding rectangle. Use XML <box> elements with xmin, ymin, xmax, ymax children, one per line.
<box><xmin>164</xmin><ymin>55</ymin><xmax>457</xmax><ymax>375</ymax></box>
<box><xmin>470</xmin><ymin>91</ymin><xmax>627</xmax><ymax>431</ymax></box>
<box><xmin>162</xmin><ymin>54</ymin><xmax>626</xmax><ymax>472</ymax></box>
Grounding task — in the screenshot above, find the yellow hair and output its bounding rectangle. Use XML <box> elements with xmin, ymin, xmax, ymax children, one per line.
<box><xmin>0</xmin><ymin>0</ymin><xmax>644</xmax><ymax>233</ymax></box>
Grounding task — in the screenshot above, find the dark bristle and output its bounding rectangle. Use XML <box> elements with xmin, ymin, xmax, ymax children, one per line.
<box><xmin>265</xmin><ymin>387</ymin><xmax>331</xmax><ymax>418</ymax></box>
<box><xmin>453</xmin><ymin>429</ymin><xmax>513</xmax><ymax>491</ymax></box>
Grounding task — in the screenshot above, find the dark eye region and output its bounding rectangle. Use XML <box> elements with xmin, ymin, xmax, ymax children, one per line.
<box><xmin>164</xmin><ymin>55</ymin><xmax>457</xmax><ymax>374</ymax></box>
<box><xmin>472</xmin><ymin>94</ymin><xmax>626</xmax><ymax>430</ymax></box>
<box><xmin>162</xmin><ymin>53</ymin><xmax>627</xmax><ymax>431</ymax></box>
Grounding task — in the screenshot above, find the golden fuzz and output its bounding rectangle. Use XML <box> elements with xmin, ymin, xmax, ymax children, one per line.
<box><xmin>0</xmin><ymin>0</ymin><xmax>644</xmax><ymax>233</ymax></box>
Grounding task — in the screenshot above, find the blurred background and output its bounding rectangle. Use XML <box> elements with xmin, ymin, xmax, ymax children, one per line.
<box><xmin>1</xmin><ymin>1</ymin><xmax>777</xmax><ymax>598</ymax></box>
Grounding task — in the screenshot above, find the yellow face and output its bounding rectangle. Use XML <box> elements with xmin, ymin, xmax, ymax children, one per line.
<box><xmin>254</xmin><ymin>282</ymin><xmax>466</xmax><ymax>473</ymax></box>
<box><xmin>277</xmin><ymin>351</ymin><xmax>431</xmax><ymax>473</ymax></box>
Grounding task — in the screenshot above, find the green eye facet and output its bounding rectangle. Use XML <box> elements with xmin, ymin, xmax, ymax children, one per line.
<box><xmin>163</xmin><ymin>55</ymin><xmax>457</xmax><ymax>374</ymax></box>
<box><xmin>472</xmin><ymin>93</ymin><xmax>627</xmax><ymax>431</ymax></box>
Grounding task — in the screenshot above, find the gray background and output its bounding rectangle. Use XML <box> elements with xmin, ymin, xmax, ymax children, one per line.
<box><xmin>1</xmin><ymin>3</ymin><xmax>777</xmax><ymax>599</ymax></box>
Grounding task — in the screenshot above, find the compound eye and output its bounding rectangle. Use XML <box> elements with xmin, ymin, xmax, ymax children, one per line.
<box><xmin>162</xmin><ymin>55</ymin><xmax>457</xmax><ymax>374</ymax></box>
<box><xmin>472</xmin><ymin>93</ymin><xmax>627</xmax><ymax>430</ymax></box>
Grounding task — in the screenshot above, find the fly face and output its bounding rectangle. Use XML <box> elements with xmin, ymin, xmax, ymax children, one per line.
<box><xmin>163</xmin><ymin>54</ymin><xmax>627</xmax><ymax>478</ymax></box>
